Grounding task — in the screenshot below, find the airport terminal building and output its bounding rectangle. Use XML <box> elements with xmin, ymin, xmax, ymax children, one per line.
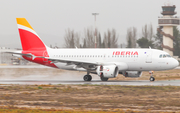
<box><xmin>0</xmin><ymin>47</ymin><xmax>28</xmax><ymax>65</ymax></box>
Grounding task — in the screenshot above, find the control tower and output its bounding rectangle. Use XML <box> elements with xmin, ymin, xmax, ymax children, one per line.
<box><xmin>157</xmin><ymin>5</ymin><xmax>179</xmax><ymax>56</ymax></box>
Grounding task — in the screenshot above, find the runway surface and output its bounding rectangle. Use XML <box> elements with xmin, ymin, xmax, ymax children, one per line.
<box><xmin>0</xmin><ymin>65</ymin><xmax>179</xmax><ymax>86</ymax></box>
<box><xmin>0</xmin><ymin>79</ymin><xmax>180</xmax><ymax>86</ymax></box>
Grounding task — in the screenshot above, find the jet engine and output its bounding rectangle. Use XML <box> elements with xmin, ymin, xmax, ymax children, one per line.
<box><xmin>96</xmin><ymin>65</ymin><xmax>119</xmax><ymax>78</ymax></box>
<box><xmin>122</xmin><ymin>71</ymin><xmax>142</xmax><ymax>78</ymax></box>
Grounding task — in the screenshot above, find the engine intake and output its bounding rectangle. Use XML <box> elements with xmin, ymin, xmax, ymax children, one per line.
<box><xmin>96</xmin><ymin>65</ymin><xmax>119</xmax><ymax>78</ymax></box>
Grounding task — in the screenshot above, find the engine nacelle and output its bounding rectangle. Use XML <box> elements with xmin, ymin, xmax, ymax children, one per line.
<box><xmin>96</xmin><ymin>65</ymin><xmax>119</xmax><ymax>78</ymax></box>
<box><xmin>122</xmin><ymin>71</ymin><xmax>142</xmax><ymax>78</ymax></box>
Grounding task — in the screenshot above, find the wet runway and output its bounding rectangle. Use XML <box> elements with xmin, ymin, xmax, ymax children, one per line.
<box><xmin>0</xmin><ymin>65</ymin><xmax>179</xmax><ymax>86</ymax></box>
<box><xmin>0</xmin><ymin>79</ymin><xmax>180</xmax><ymax>86</ymax></box>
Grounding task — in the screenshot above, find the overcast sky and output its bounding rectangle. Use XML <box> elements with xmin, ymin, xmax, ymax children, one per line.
<box><xmin>0</xmin><ymin>0</ymin><xmax>180</xmax><ymax>48</ymax></box>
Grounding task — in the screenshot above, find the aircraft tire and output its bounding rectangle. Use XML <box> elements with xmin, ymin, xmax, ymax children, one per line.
<box><xmin>101</xmin><ymin>77</ymin><xmax>109</xmax><ymax>81</ymax></box>
<box><xmin>83</xmin><ymin>75</ymin><xmax>92</xmax><ymax>81</ymax></box>
<box><xmin>149</xmin><ymin>77</ymin><xmax>155</xmax><ymax>81</ymax></box>
<box><xmin>88</xmin><ymin>75</ymin><xmax>92</xmax><ymax>81</ymax></box>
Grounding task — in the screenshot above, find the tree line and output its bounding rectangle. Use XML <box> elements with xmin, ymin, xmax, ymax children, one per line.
<box><xmin>126</xmin><ymin>24</ymin><xmax>180</xmax><ymax>57</ymax></box>
<box><xmin>63</xmin><ymin>25</ymin><xmax>180</xmax><ymax>57</ymax></box>
<box><xmin>64</xmin><ymin>28</ymin><xmax>118</xmax><ymax>48</ymax></box>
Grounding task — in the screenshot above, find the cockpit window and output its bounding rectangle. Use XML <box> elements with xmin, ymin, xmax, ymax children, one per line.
<box><xmin>166</xmin><ymin>55</ymin><xmax>171</xmax><ymax>57</ymax></box>
<box><xmin>159</xmin><ymin>54</ymin><xmax>171</xmax><ymax>58</ymax></box>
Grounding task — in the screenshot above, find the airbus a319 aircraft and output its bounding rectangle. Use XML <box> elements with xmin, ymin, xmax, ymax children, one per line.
<box><xmin>8</xmin><ymin>18</ymin><xmax>179</xmax><ymax>82</ymax></box>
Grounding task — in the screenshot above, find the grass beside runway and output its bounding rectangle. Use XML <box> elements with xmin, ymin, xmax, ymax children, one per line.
<box><xmin>0</xmin><ymin>84</ymin><xmax>180</xmax><ymax>112</ymax></box>
<box><xmin>0</xmin><ymin>68</ymin><xmax>180</xmax><ymax>112</ymax></box>
<box><xmin>0</xmin><ymin>108</ymin><xmax>136</xmax><ymax>113</ymax></box>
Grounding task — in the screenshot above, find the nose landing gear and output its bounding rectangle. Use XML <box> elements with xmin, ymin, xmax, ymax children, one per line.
<box><xmin>150</xmin><ymin>76</ymin><xmax>155</xmax><ymax>81</ymax></box>
<box><xmin>149</xmin><ymin>71</ymin><xmax>155</xmax><ymax>81</ymax></box>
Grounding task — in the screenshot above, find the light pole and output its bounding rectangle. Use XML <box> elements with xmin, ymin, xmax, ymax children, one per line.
<box><xmin>92</xmin><ymin>13</ymin><xmax>99</xmax><ymax>48</ymax></box>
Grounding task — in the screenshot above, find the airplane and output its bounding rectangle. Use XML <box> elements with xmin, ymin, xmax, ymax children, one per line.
<box><xmin>7</xmin><ymin>18</ymin><xmax>179</xmax><ymax>82</ymax></box>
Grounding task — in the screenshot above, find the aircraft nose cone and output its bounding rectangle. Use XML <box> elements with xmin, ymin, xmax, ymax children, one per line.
<box><xmin>173</xmin><ymin>59</ymin><xmax>179</xmax><ymax>68</ymax></box>
<box><xmin>175</xmin><ymin>59</ymin><xmax>179</xmax><ymax>67</ymax></box>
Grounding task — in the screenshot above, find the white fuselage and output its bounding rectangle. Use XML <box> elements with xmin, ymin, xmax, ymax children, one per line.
<box><xmin>46</xmin><ymin>48</ymin><xmax>179</xmax><ymax>72</ymax></box>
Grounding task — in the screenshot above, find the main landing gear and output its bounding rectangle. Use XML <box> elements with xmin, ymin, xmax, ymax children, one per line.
<box><xmin>149</xmin><ymin>71</ymin><xmax>155</xmax><ymax>82</ymax></box>
<box><xmin>83</xmin><ymin>75</ymin><xmax>92</xmax><ymax>81</ymax></box>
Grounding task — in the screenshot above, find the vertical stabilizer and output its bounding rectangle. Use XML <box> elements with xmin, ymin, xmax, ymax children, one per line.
<box><xmin>16</xmin><ymin>18</ymin><xmax>47</xmax><ymax>51</ymax></box>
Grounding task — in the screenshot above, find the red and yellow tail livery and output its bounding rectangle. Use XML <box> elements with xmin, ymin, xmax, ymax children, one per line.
<box><xmin>16</xmin><ymin>18</ymin><xmax>57</xmax><ymax>68</ymax></box>
<box><xmin>17</xmin><ymin>18</ymin><xmax>46</xmax><ymax>51</ymax></box>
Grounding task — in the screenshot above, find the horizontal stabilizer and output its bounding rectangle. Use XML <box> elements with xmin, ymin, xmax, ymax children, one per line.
<box><xmin>5</xmin><ymin>51</ymin><xmax>44</xmax><ymax>60</ymax></box>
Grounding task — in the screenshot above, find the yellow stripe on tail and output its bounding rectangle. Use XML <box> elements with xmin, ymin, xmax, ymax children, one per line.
<box><xmin>16</xmin><ymin>18</ymin><xmax>34</xmax><ymax>31</ymax></box>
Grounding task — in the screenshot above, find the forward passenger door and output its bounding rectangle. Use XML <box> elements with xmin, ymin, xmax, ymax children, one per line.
<box><xmin>146</xmin><ymin>51</ymin><xmax>152</xmax><ymax>63</ymax></box>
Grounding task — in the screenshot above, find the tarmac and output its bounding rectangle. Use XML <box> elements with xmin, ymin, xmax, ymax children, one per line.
<box><xmin>0</xmin><ymin>65</ymin><xmax>179</xmax><ymax>86</ymax></box>
<box><xmin>0</xmin><ymin>79</ymin><xmax>180</xmax><ymax>86</ymax></box>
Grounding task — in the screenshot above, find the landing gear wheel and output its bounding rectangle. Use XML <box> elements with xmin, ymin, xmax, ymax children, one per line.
<box><xmin>83</xmin><ymin>75</ymin><xmax>92</xmax><ymax>81</ymax></box>
<box><xmin>149</xmin><ymin>77</ymin><xmax>155</xmax><ymax>81</ymax></box>
<box><xmin>100</xmin><ymin>77</ymin><xmax>109</xmax><ymax>81</ymax></box>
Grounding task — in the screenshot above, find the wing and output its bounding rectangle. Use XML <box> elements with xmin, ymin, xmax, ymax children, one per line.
<box><xmin>46</xmin><ymin>57</ymin><xmax>128</xmax><ymax>71</ymax></box>
<box><xmin>45</xmin><ymin>57</ymin><xmax>120</xmax><ymax>70</ymax></box>
<box><xmin>46</xmin><ymin>57</ymin><xmax>104</xmax><ymax>69</ymax></box>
